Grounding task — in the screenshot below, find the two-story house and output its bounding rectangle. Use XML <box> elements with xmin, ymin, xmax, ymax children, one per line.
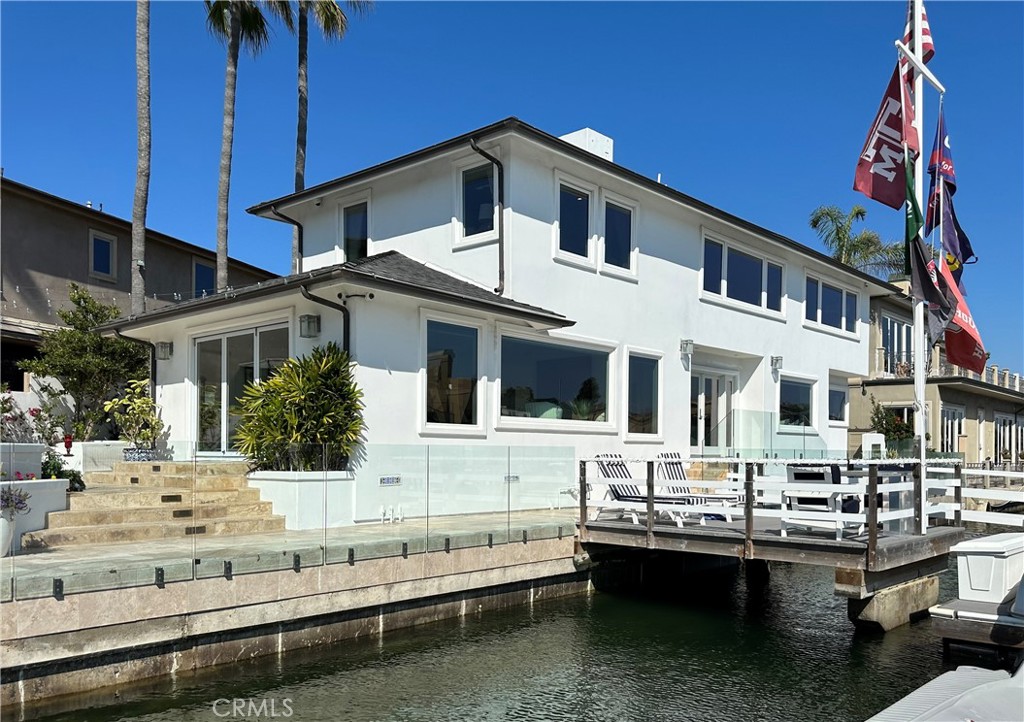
<box><xmin>850</xmin><ymin>287</ymin><xmax>1024</xmax><ymax>464</ymax></box>
<box><xmin>98</xmin><ymin>118</ymin><xmax>898</xmax><ymax>461</ymax></box>
<box><xmin>0</xmin><ymin>177</ymin><xmax>276</xmax><ymax>400</ymax></box>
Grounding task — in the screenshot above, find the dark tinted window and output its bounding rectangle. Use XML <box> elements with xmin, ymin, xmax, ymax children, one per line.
<box><xmin>501</xmin><ymin>337</ymin><xmax>607</xmax><ymax>422</ymax></box>
<box><xmin>605</xmin><ymin>203</ymin><xmax>632</xmax><ymax>269</ymax></box>
<box><xmin>703</xmin><ymin>240</ymin><xmax>723</xmax><ymax>294</ymax></box>
<box><xmin>426</xmin><ymin>321</ymin><xmax>477</xmax><ymax>425</ymax></box>
<box><xmin>806</xmin><ymin>278</ymin><xmax>819</xmax><ymax>321</ymax></box>
<box><xmin>829</xmin><ymin>388</ymin><xmax>846</xmax><ymax>421</ymax></box>
<box><xmin>780</xmin><ymin>379</ymin><xmax>812</xmax><ymax>426</ymax></box>
<box><xmin>559</xmin><ymin>185</ymin><xmax>589</xmax><ymax>257</ymax></box>
<box><xmin>462</xmin><ymin>165</ymin><xmax>493</xmax><ymax>237</ymax></box>
<box><xmin>628</xmin><ymin>355</ymin><xmax>658</xmax><ymax>434</ymax></box>
<box><xmin>194</xmin><ymin>262</ymin><xmax>215</xmax><ymax>297</ymax></box>
<box><xmin>767</xmin><ymin>263</ymin><xmax>783</xmax><ymax>311</ymax></box>
<box><xmin>821</xmin><ymin>283</ymin><xmax>843</xmax><ymax>328</ymax></box>
<box><xmin>92</xmin><ymin>236</ymin><xmax>112</xmax><ymax>276</ymax></box>
<box><xmin>344</xmin><ymin>203</ymin><xmax>368</xmax><ymax>262</ymax></box>
<box><xmin>726</xmin><ymin>248</ymin><xmax>762</xmax><ymax>306</ymax></box>
<box><xmin>845</xmin><ymin>293</ymin><xmax>857</xmax><ymax>332</ymax></box>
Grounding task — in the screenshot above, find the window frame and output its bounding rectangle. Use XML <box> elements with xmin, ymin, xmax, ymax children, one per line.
<box><xmin>804</xmin><ymin>272</ymin><xmax>859</xmax><ymax>336</ymax></box>
<box><xmin>623</xmin><ymin>347</ymin><xmax>663</xmax><ymax>442</ymax></box>
<box><xmin>552</xmin><ymin>171</ymin><xmax>598</xmax><ymax>270</ymax></box>
<box><xmin>495</xmin><ymin>326</ymin><xmax>617</xmax><ymax>434</ymax></box>
<box><xmin>335</xmin><ymin>189</ymin><xmax>372</xmax><ymax>264</ymax></box>
<box><xmin>192</xmin><ymin>257</ymin><xmax>216</xmax><ymax>299</ymax></box>
<box><xmin>598</xmin><ymin>189</ymin><xmax>639</xmax><ymax>280</ymax></box>
<box><xmin>827</xmin><ymin>381</ymin><xmax>848</xmax><ymax>426</ymax></box>
<box><xmin>699</xmin><ymin>230</ymin><xmax>786</xmax><ymax>319</ymax></box>
<box><xmin>778</xmin><ymin>374</ymin><xmax>815</xmax><ymax>430</ymax></box>
<box><xmin>451</xmin><ymin>154</ymin><xmax>499</xmax><ymax>249</ymax></box>
<box><xmin>419</xmin><ymin>310</ymin><xmax>486</xmax><ymax>438</ymax></box>
<box><xmin>880</xmin><ymin>313</ymin><xmax>913</xmax><ymax>375</ymax></box>
<box><xmin>88</xmin><ymin>229</ymin><xmax>117</xmax><ymax>282</ymax></box>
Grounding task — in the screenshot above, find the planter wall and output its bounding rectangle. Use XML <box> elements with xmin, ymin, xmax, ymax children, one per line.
<box><xmin>1</xmin><ymin>478</ymin><xmax>68</xmax><ymax>552</ymax></box>
<box><xmin>248</xmin><ymin>471</ymin><xmax>356</xmax><ymax>530</ymax></box>
<box><xmin>0</xmin><ymin>443</ymin><xmax>46</xmax><ymax>480</ymax></box>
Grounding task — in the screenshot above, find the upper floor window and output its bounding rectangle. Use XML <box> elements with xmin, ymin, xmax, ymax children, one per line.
<box><xmin>604</xmin><ymin>201</ymin><xmax>633</xmax><ymax>270</ymax></box>
<box><xmin>425</xmin><ymin>320</ymin><xmax>478</xmax><ymax>426</ymax></box>
<box><xmin>881</xmin><ymin>314</ymin><xmax>912</xmax><ymax>374</ymax></box>
<box><xmin>702</xmin><ymin>236</ymin><xmax>783</xmax><ymax>312</ymax></box>
<box><xmin>193</xmin><ymin>259</ymin><xmax>215</xmax><ymax>298</ymax></box>
<box><xmin>806</xmin><ymin>276</ymin><xmax>857</xmax><ymax>332</ymax></box>
<box><xmin>344</xmin><ymin>202</ymin><xmax>368</xmax><ymax>262</ymax></box>
<box><xmin>89</xmin><ymin>229</ymin><xmax>116</xmax><ymax>281</ymax></box>
<box><xmin>461</xmin><ymin>165</ymin><xmax>494</xmax><ymax>238</ymax></box>
<box><xmin>558</xmin><ymin>183</ymin><xmax>591</xmax><ymax>258</ymax></box>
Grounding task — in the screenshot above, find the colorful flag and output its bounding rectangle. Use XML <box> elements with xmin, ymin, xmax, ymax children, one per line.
<box><xmin>925</xmin><ymin>109</ymin><xmax>957</xmax><ymax>235</ymax></box>
<box><xmin>899</xmin><ymin>0</ymin><xmax>935</xmax><ymax>155</ymax></box>
<box><xmin>940</xmin><ymin>188</ymin><xmax>976</xmax><ymax>291</ymax></box>
<box><xmin>937</xmin><ymin>256</ymin><xmax>987</xmax><ymax>374</ymax></box>
<box><xmin>854</xmin><ymin>66</ymin><xmax>908</xmax><ymax>210</ymax></box>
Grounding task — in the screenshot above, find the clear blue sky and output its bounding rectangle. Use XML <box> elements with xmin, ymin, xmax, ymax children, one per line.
<box><xmin>2</xmin><ymin>1</ymin><xmax>1022</xmax><ymax>371</ymax></box>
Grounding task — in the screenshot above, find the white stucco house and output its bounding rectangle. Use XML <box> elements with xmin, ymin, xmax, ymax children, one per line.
<box><xmin>100</xmin><ymin>118</ymin><xmax>898</xmax><ymax>464</ymax></box>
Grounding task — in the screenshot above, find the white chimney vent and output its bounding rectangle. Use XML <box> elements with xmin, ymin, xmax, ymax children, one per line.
<box><xmin>559</xmin><ymin>128</ymin><xmax>614</xmax><ymax>162</ymax></box>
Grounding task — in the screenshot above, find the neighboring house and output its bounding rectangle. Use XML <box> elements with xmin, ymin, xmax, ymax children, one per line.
<box><xmin>849</xmin><ymin>286</ymin><xmax>1024</xmax><ymax>464</ymax></box>
<box><xmin>98</xmin><ymin>118</ymin><xmax>897</xmax><ymax>461</ymax></box>
<box><xmin>0</xmin><ymin>177</ymin><xmax>276</xmax><ymax>400</ymax></box>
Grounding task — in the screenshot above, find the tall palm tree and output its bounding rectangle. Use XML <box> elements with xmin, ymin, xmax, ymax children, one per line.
<box><xmin>131</xmin><ymin>0</ymin><xmax>150</xmax><ymax>316</ymax></box>
<box><xmin>291</xmin><ymin>0</ymin><xmax>371</xmax><ymax>274</ymax></box>
<box><xmin>809</xmin><ymin>205</ymin><xmax>904</xmax><ymax>279</ymax></box>
<box><xmin>205</xmin><ymin>1</ymin><xmax>293</xmax><ymax>291</ymax></box>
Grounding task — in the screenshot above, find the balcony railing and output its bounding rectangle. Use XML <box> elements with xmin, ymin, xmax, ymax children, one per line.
<box><xmin>872</xmin><ymin>348</ymin><xmax>1023</xmax><ymax>392</ymax></box>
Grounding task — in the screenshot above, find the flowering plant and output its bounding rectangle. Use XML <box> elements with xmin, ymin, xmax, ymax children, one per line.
<box><xmin>1</xmin><ymin>485</ymin><xmax>31</xmax><ymax>516</ymax></box>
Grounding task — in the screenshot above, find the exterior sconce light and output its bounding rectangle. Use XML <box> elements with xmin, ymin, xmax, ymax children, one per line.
<box><xmin>299</xmin><ymin>314</ymin><xmax>321</xmax><ymax>339</ymax></box>
<box><xmin>770</xmin><ymin>356</ymin><xmax>783</xmax><ymax>371</ymax></box>
<box><xmin>680</xmin><ymin>339</ymin><xmax>694</xmax><ymax>361</ymax></box>
<box><xmin>155</xmin><ymin>342</ymin><xmax>173</xmax><ymax>360</ymax></box>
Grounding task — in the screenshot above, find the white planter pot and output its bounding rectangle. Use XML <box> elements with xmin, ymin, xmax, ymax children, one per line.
<box><xmin>248</xmin><ymin>471</ymin><xmax>356</xmax><ymax>530</ymax></box>
<box><xmin>0</xmin><ymin>513</ymin><xmax>14</xmax><ymax>556</ymax></box>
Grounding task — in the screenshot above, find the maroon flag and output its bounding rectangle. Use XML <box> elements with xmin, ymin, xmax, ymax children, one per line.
<box><xmin>854</xmin><ymin>66</ymin><xmax>907</xmax><ymax>210</ymax></box>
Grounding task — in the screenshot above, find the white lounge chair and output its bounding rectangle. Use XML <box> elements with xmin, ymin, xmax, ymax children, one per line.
<box><xmin>780</xmin><ymin>465</ymin><xmax>864</xmax><ymax>541</ymax></box>
<box><xmin>592</xmin><ymin>454</ymin><xmax>705</xmax><ymax>527</ymax></box>
<box><xmin>656</xmin><ymin>452</ymin><xmax>744</xmax><ymax>521</ymax></box>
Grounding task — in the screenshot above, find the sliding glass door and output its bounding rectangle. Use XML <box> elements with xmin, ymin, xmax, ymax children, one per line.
<box><xmin>195</xmin><ymin>325</ymin><xmax>289</xmax><ymax>453</ymax></box>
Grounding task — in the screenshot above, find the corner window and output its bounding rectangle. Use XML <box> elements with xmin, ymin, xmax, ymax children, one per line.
<box><xmin>89</xmin><ymin>229</ymin><xmax>116</xmax><ymax>281</ymax></box>
<box><xmin>344</xmin><ymin>202</ymin><xmax>368</xmax><ymax>262</ymax></box>
<box><xmin>806</xmin><ymin>275</ymin><xmax>857</xmax><ymax>332</ymax></box>
<box><xmin>628</xmin><ymin>355</ymin><xmax>658</xmax><ymax>434</ymax></box>
<box><xmin>702</xmin><ymin>235</ymin><xmax>783</xmax><ymax>312</ymax></box>
<box><xmin>604</xmin><ymin>201</ymin><xmax>632</xmax><ymax>270</ymax></box>
<box><xmin>828</xmin><ymin>387</ymin><xmax>847</xmax><ymax>422</ymax></box>
<box><xmin>558</xmin><ymin>184</ymin><xmax>591</xmax><ymax>258</ymax></box>
<box><xmin>462</xmin><ymin>165</ymin><xmax>494</xmax><ymax>238</ymax></box>
<box><xmin>779</xmin><ymin>378</ymin><xmax>813</xmax><ymax>427</ymax></box>
<box><xmin>193</xmin><ymin>259</ymin><xmax>215</xmax><ymax>298</ymax></box>
<box><xmin>426</xmin><ymin>321</ymin><xmax>478</xmax><ymax>425</ymax></box>
<box><xmin>500</xmin><ymin>337</ymin><xmax>608</xmax><ymax>422</ymax></box>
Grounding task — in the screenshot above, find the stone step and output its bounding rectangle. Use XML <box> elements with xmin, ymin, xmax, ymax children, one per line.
<box><xmin>45</xmin><ymin>500</ymin><xmax>276</xmax><ymax>528</ymax></box>
<box><xmin>85</xmin><ymin>472</ymin><xmax>248</xmax><ymax>490</ymax></box>
<box><xmin>112</xmin><ymin>461</ymin><xmax>250</xmax><ymax>477</ymax></box>
<box><xmin>67</xmin><ymin>486</ymin><xmax>261</xmax><ymax>511</ymax></box>
<box><xmin>21</xmin><ymin>516</ymin><xmax>286</xmax><ymax>549</ymax></box>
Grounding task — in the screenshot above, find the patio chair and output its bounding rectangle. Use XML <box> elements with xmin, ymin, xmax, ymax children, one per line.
<box><xmin>655</xmin><ymin>452</ymin><xmax>743</xmax><ymax>521</ymax></box>
<box><xmin>780</xmin><ymin>465</ymin><xmax>864</xmax><ymax>541</ymax></box>
<box><xmin>592</xmin><ymin>454</ymin><xmax>707</xmax><ymax>526</ymax></box>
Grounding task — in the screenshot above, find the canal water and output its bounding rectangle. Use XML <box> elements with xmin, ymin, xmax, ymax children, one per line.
<box><xmin>25</xmin><ymin>561</ymin><xmax>971</xmax><ymax>722</ymax></box>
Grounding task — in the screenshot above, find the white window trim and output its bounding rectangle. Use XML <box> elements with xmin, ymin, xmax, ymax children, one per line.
<box><xmin>451</xmin><ymin>153</ymin><xmax>499</xmax><ymax>250</ymax></box>
<box><xmin>420</xmin><ymin>309</ymin><xmax>487</xmax><ymax>439</ymax></box>
<box><xmin>88</xmin><ymin>229</ymin><xmax>117</xmax><ymax>282</ymax></box>
<box><xmin>192</xmin><ymin>257</ymin><xmax>216</xmax><ymax>299</ymax></box>
<box><xmin>552</xmin><ymin>171</ymin><xmax>598</xmax><ymax>270</ymax></box>
<box><xmin>623</xmin><ymin>346</ymin><xmax>663</xmax><ymax>442</ymax></box>
<box><xmin>940</xmin><ymin>403</ymin><xmax>967</xmax><ymax>455</ymax></box>
<box><xmin>804</xmin><ymin>272</ymin><xmax>859</xmax><ymax>338</ymax></box>
<box><xmin>335</xmin><ymin>189</ymin><xmax>372</xmax><ymax>264</ymax></box>
<box><xmin>598</xmin><ymin>189</ymin><xmax>639</xmax><ymax>281</ymax></box>
<box><xmin>777</xmin><ymin>373</ymin><xmax>816</xmax><ymax>432</ymax></box>
<box><xmin>494</xmin><ymin>326</ymin><xmax>618</xmax><ymax>434</ymax></box>
<box><xmin>699</xmin><ymin>229</ymin><xmax>786</xmax><ymax>319</ymax></box>
<box><xmin>827</xmin><ymin>381</ymin><xmax>849</xmax><ymax>428</ymax></box>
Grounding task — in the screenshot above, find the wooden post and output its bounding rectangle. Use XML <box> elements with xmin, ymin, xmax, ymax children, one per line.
<box><xmin>867</xmin><ymin>465</ymin><xmax>878</xmax><ymax>571</ymax></box>
<box><xmin>646</xmin><ymin>460</ymin><xmax>655</xmax><ymax>548</ymax></box>
<box><xmin>954</xmin><ymin>463</ymin><xmax>962</xmax><ymax>526</ymax></box>
<box><xmin>913</xmin><ymin>463</ymin><xmax>924</xmax><ymax>535</ymax></box>
<box><xmin>578</xmin><ymin>460</ymin><xmax>588</xmax><ymax>542</ymax></box>
<box><xmin>744</xmin><ymin>462</ymin><xmax>754</xmax><ymax>558</ymax></box>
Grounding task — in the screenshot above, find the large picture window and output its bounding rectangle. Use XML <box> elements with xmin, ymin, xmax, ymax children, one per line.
<box><xmin>501</xmin><ymin>337</ymin><xmax>608</xmax><ymax>422</ymax></box>
<box><xmin>426</xmin><ymin>321</ymin><xmax>478</xmax><ymax>425</ymax></box>
<box><xmin>702</xmin><ymin>236</ymin><xmax>783</xmax><ymax>312</ymax></box>
<box><xmin>628</xmin><ymin>355</ymin><xmax>658</xmax><ymax>434</ymax></box>
<box><xmin>779</xmin><ymin>378</ymin><xmax>813</xmax><ymax>427</ymax></box>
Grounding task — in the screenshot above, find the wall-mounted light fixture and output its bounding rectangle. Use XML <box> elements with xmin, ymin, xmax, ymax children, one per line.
<box><xmin>155</xmin><ymin>342</ymin><xmax>173</xmax><ymax>360</ymax></box>
<box><xmin>680</xmin><ymin>339</ymin><xmax>694</xmax><ymax>362</ymax></box>
<box><xmin>299</xmin><ymin>314</ymin><xmax>321</xmax><ymax>338</ymax></box>
<box><xmin>770</xmin><ymin>355</ymin><xmax>783</xmax><ymax>371</ymax></box>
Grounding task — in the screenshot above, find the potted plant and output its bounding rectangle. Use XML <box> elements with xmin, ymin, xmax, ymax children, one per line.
<box><xmin>1</xmin><ymin>484</ymin><xmax>31</xmax><ymax>556</ymax></box>
<box><xmin>103</xmin><ymin>379</ymin><xmax>165</xmax><ymax>462</ymax></box>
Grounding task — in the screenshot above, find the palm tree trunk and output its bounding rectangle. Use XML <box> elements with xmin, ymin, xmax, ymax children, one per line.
<box><xmin>216</xmin><ymin>3</ymin><xmax>241</xmax><ymax>292</ymax></box>
<box><xmin>292</xmin><ymin>1</ymin><xmax>309</xmax><ymax>275</ymax></box>
<box><xmin>131</xmin><ymin>0</ymin><xmax>151</xmax><ymax>315</ymax></box>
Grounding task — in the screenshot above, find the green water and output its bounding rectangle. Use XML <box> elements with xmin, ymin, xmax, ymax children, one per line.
<box><xmin>21</xmin><ymin>561</ymin><xmax>972</xmax><ymax>722</ymax></box>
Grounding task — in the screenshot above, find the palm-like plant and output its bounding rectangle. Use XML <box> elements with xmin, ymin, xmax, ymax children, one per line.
<box><xmin>205</xmin><ymin>1</ymin><xmax>293</xmax><ymax>291</ymax></box>
<box><xmin>131</xmin><ymin>0</ymin><xmax>150</xmax><ymax>316</ymax></box>
<box><xmin>291</xmin><ymin>0</ymin><xmax>371</xmax><ymax>273</ymax></box>
<box><xmin>809</xmin><ymin>205</ymin><xmax>905</xmax><ymax>279</ymax></box>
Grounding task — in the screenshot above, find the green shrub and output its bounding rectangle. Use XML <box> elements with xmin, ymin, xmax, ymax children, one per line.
<box><xmin>234</xmin><ymin>343</ymin><xmax>364</xmax><ymax>471</ymax></box>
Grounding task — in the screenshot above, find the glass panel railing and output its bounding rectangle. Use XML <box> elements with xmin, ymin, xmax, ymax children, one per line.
<box><xmin>508</xmin><ymin>446</ymin><xmax>576</xmax><ymax>542</ymax></box>
<box><xmin>427</xmin><ymin>445</ymin><xmax>510</xmax><ymax>552</ymax></box>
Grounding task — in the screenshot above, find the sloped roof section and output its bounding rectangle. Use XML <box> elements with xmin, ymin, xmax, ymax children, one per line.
<box><xmin>96</xmin><ymin>251</ymin><xmax>572</xmax><ymax>333</ymax></box>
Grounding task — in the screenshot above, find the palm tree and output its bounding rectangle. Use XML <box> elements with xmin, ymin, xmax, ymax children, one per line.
<box><xmin>809</xmin><ymin>205</ymin><xmax>905</xmax><ymax>279</ymax></box>
<box><xmin>291</xmin><ymin>0</ymin><xmax>371</xmax><ymax>274</ymax></box>
<box><xmin>205</xmin><ymin>1</ymin><xmax>293</xmax><ymax>291</ymax></box>
<box><xmin>131</xmin><ymin>0</ymin><xmax>150</xmax><ymax>316</ymax></box>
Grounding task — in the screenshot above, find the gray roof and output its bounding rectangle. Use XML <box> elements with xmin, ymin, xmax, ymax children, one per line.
<box><xmin>95</xmin><ymin>251</ymin><xmax>573</xmax><ymax>333</ymax></box>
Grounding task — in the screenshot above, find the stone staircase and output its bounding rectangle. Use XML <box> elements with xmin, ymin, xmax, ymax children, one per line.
<box><xmin>21</xmin><ymin>461</ymin><xmax>285</xmax><ymax>549</ymax></box>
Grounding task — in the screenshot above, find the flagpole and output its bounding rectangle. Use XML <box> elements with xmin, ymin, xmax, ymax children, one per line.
<box><xmin>911</xmin><ymin>0</ymin><xmax>928</xmax><ymax>531</ymax></box>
